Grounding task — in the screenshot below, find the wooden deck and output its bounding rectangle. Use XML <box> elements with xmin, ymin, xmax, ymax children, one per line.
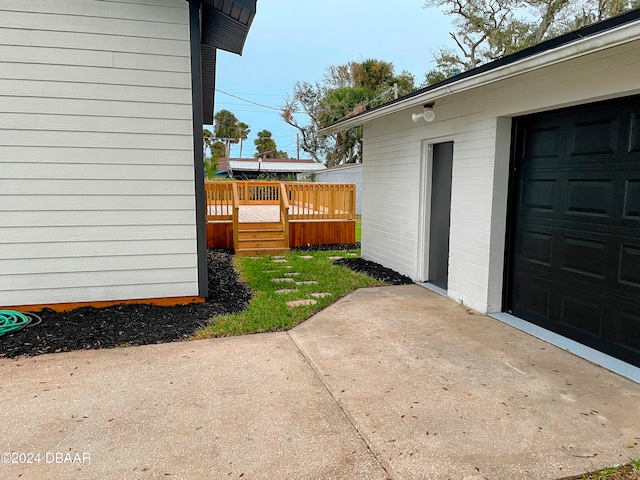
<box><xmin>205</xmin><ymin>181</ymin><xmax>356</xmax><ymax>254</ymax></box>
<box><xmin>208</xmin><ymin>205</ymin><xmax>281</xmax><ymax>223</ymax></box>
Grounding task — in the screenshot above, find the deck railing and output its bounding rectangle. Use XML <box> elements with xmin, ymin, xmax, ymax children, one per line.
<box><xmin>205</xmin><ymin>181</ymin><xmax>234</xmax><ymax>221</ymax></box>
<box><xmin>279</xmin><ymin>183</ymin><xmax>290</xmax><ymax>246</ymax></box>
<box><xmin>204</xmin><ymin>181</ymin><xmax>356</xmax><ymax>221</ymax></box>
<box><xmin>236</xmin><ymin>181</ymin><xmax>280</xmax><ymax>205</ymax></box>
<box><xmin>232</xmin><ymin>182</ymin><xmax>240</xmax><ymax>251</ymax></box>
<box><xmin>285</xmin><ymin>183</ymin><xmax>355</xmax><ymax>220</ymax></box>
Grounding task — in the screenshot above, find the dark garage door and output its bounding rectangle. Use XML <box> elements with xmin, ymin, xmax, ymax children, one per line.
<box><xmin>507</xmin><ymin>95</ymin><xmax>640</xmax><ymax>367</ymax></box>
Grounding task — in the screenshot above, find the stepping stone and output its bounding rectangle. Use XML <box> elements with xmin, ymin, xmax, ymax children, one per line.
<box><xmin>283</xmin><ymin>272</ymin><xmax>300</xmax><ymax>277</ymax></box>
<box><xmin>296</xmin><ymin>280</ymin><xmax>318</xmax><ymax>285</ymax></box>
<box><xmin>310</xmin><ymin>292</ymin><xmax>332</xmax><ymax>298</ymax></box>
<box><xmin>264</xmin><ymin>269</ymin><xmax>276</xmax><ymax>273</ymax></box>
<box><xmin>275</xmin><ymin>289</ymin><xmax>297</xmax><ymax>294</ymax></box>
<box><xmin>250</xmin><ymin>256</ymin><xmax>260</xmax><ymax>259</ymax></box>
<box><xmin>273</xmin><ymin>278</ymin><xmax>294</xmax><ymax>283</ymax></box>
<box><xmin>287</xmin><ymin>299</ymin><xmax>317</xmax><ymax>307</ymax></box>
<box><xmin>272</xmin><ymin>259</ymin><xmax>288</xmax><ymax>263</ymax></box>
<box><xmin>348</xmin><ymin>253</ymin><xmax>358</xmax><ymax>256</ymax></box>
<box><xmin>272</xmin><ymin>255</ymin><xmax>285</xmax><ymax>260</ymax></box>
<box><xmin>284</xmin><ymin>265</ymin><xmax>293</xmax><ymax>269</ymax></box>
<box><xmin>328</xmin><ymin>256</ymin><xmax>343</xmax><ymax>260</ymax></box>
<box><xmin>299</xmin><ymin>255</ymin><xmax>313</xmax><ymax>259</ymax></box>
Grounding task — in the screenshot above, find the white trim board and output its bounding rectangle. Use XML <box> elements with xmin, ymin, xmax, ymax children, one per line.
<box><xmin>490</xmin><ymin>313</ymin><xmax>640</xmax><ymax>384</ymax></box>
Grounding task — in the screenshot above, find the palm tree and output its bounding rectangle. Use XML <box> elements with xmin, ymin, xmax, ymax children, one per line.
<box><xmin>213</xmin><ymin>109</ymin><xmax>240</xmax><ymax>157</ymax></box>
<box><xmin>254</xmin><ymin>130</ymin><xmax>278</xmax><ymax>158</ymax></box>
<box><xmin>237</xmin><ymin>122</ymin><xmax>250</xmax><ymax>158</ymax></box>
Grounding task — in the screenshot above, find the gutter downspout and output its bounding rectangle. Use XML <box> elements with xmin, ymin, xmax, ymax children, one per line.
<box><xmin>188</xmin><ymin>0</ymin><xmax>208</xmax><ymax>299</ymax></box>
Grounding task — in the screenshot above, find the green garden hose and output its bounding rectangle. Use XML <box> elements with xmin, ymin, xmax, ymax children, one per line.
<box><xmin>0</xmin><ymin>310</ymin><xmax>41</xmax><ymax>337</ymax></box>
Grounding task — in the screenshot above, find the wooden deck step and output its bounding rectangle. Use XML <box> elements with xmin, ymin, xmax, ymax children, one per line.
<box><xmin>237</xmin><ymin>238</ymin><xmax>287</xmax><ymax>250</ymax></box>
<box><xmin>235</xmin><ymin>247</ymin><xmax>291</xmax><ymax>256</ymax></box>
<box><xmin>237</xmin><ymin>228</ymin><xmax>284</xmax><ymax>240</ymax></box>
<box><xmin>235</xmin><ymin>220</ymin><xmax>289</xmax><ymax>256</ymax></box>
<box><xmin>239</xmin><ymin>222</ymin><xmax>282</xmax><ymax>230</ymax></box>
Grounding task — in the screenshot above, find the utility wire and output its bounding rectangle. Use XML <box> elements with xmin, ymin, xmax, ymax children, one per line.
<box><xmin>215</xmin><ymin>89</ymin><xmax>283</xmax><ymax>111</ymax></box>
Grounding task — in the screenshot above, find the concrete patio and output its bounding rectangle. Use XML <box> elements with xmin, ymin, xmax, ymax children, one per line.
<box><xmin>1</xmin><ymin>285</ymin><xmax>639</xmax><ymax>479</ymax></box>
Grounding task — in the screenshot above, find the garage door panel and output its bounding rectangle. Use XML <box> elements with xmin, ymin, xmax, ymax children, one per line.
<box><xmin>619</xmin><ymin>243</ymin><xmax>640</xmax><ymax>288</ymax></box>
<box><xmin>524</xmin><ymin>125</ymin><xmax>561</xmax><ymax>159</ymax></box>
<box><xmin>508</xmin><ymin>94</ymin><xmax>640</xmax><ymax>367</ymax></box>
<box><xmin>559</xmin><ymin>292</ymin><xmax>603</xmax><ymax>338</ymax></box>
<box><xmin>519</xmin><ymin>230</ymin><xmax>553</xmax><ymax>266</ymax></box>
<box><xmin>565</xmin><ymin>179</ymin><xmax>613</xmax><ymax>218</ymax></box>
<box><xmin>561</xmin><ymin>235</ymin><xmax>607</xmax><ymax>279</ymax></box>
<box><xmin>512</xmin><ymin>276</ymin><xmax>551</xmax><ymax>319</ymax></box>
<box><xmin>624</xmin><ymin>180</ymin><xmax>640</xmax><ymax>219</ymax></box>
<box><xmin>521</xmin><ymin>178</ymin><xmax>556</xmax><ymax>211</ymax></box>
<box><xmin>628</xmin><ymin>112</ymin><xmax>640</xmax><ymax>152</ymax></box>
<box><xmin>614</xmin><ymin>309</ymin><xmax>640</xmax><ymax>357</ymax></box>
<box><xmin>570</xmin><ymin>115</ymin><xmax>619</xmax><ymax>156</ymax></box>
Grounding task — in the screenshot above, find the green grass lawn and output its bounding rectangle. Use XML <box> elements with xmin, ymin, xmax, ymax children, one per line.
<box><xmin>558</xmin><ymin>458</ymin><xmax>640</xmax><ymax>480</ymax></box>
<box><xmin>196</xmin><ymin>248</ymin><xmax>382</xmax><ymax>338</ymax></box>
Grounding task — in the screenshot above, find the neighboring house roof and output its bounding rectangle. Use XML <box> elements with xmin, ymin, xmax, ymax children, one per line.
<box><xmin>216</xmin><ymin>157</ymin><xmax>230</xmax><ymax>172</ymax></box>
<box><xmin>199</xmin><ymin>0</ymin><xmax>257</xmax><ymax>123</ymax></box>
<box><xmin>321</xmin><ymin>8</ymin><xmax>640</xmax><ymax>134</ymax></box>
<box><xmin>227</xmin><ymin>158</ymin><xmax>326</xmax><ymax>173</ymax></box>
<box><xmin>323</xmin><ymin>163</ymin><xmax>362</xmax><ymax>171</ymax></box>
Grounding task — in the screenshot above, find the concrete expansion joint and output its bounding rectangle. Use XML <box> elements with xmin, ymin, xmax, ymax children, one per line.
<box><xmin>285</xmin><ymin>331</ymin><xmax>394</xmax><ymax>479</ymax></box>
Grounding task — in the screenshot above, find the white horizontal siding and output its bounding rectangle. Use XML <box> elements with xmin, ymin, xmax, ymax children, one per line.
<box><xmin>0</xmin><ymin>63</ymin><xmax>191</xmax><ymax>88</ymax></box>
<box><xmin>0</xmin><ymin>0</ymin><xmax>197</xmax><ymax>306</ymax></box>
<box><xmin>0</xmin><ymin>9</ymin><xmax>188</xmax><ymax>39</ymax></box>
<box><xmin>0</xmin><ymin>149</ymin><xmax>193</xmax><ymax>167</ymax></box>
<box><xmin>2</xmin><ymin>179</ymin><xmax>194</xmax><ymax>195</ymax></box>
<box><xmin>1</xmin><ymin>194</ymin><xmax>195</xmax><ymax>211</ymax></box>
<box><xmin>361</xmin><ymin>38</ymin><xmax>640</xmax><ymax>313</ymax></box>
<box><xmin>1</xmin><ymin>97</ymin><xmax>192</xmax><ymax>120</ymax></box>
<box><xmin>0</xmin><ymin>239</ymin><xmax>197</xmax><ymax>260</ymax></box>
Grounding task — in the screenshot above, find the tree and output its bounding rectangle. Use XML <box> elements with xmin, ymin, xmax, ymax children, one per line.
<box><xmin>423</xmin><ymin>0</ymin><xmax>640</xmax><ymax>84</ymax></box>
<box><xmin>236</xmin><ymin>122</ymin><xmax>250</xmax><ymax>158</ymax></box>
<box><xmin>282</xmin><ymin>59</ymin><xmax>417</xmax><ymax>166</ymax></box>
<box><xmin>213</xmin><ymin>109</ymin><xmax>241</xmax><ymax>157</ymax></box>
<box><xmin>203</xmin><ymin>128</ymin><xmax>226</xmax><ymax>178</ymax></box>
<box><xmin>254</xmin><ymin>130</ymin><xmax>279</xmax><ymax>158</ymax></box>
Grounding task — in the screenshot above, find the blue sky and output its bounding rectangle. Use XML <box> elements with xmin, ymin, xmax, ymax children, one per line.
<box><xmin>210</xmin><ymin>0</ymin><xmax>454</xmax><ymax>159</ymax></box>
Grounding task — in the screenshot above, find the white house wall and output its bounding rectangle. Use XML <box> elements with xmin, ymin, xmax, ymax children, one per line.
<box><xmin>362</xmin><ymin>38</ymin><xmax>640</xmax><ymax>313</ymax></box>
<box><xmin>0</xmin><ymin>0</ymin><xmax>197</xmax><ymax>306</ymax></box>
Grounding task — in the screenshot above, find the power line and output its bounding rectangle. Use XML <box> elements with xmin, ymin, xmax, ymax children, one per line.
<box><xmin>215</xmin><ymin>88</ymin><xmax>283</xmax><ymax>111</ymax></box>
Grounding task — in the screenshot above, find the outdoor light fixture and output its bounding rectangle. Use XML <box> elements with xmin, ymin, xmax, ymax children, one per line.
<box><xmin>411</xmin><ymin>105</ymin><xmax>436</xmax><ymax>123</ymax></box>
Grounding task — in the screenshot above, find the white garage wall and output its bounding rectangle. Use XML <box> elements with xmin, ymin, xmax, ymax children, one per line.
<box><xmin>362</xmin><ymin>37</ymin><xmax>640</xmax><ymax>313</ymax></box>
<box><xmin>0</xmin><ymin>0</ymin><xmax>197</xmax><ymax>306</ymax></box>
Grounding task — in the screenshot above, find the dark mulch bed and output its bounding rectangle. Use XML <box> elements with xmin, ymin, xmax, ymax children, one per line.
<box><xmin>0</xmin><ymin>251</ymin><xmax>251</xmax><ymax>359</ymax></box>
<box><xmin>333</xmin><ymin>258</ymin><xmax>414</xmax><ymax>285</ymax></box>
<box><xmin>293</xmin><ymin>242</ymin><xmax>361</xmax><ymax>251</ymax></box>
<box><xmin>1</xmin><ymin>249</ymin><xmax>411</xmax><ymax>359</ymax></box>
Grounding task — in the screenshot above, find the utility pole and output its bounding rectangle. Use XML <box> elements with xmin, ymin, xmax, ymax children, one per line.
<box><xmin>393</xmin><ymin>82</ymin><xmax>398</xmax><ymax>100</ymax></box>
<box><xmin>296</xmin><ymin>133</ymin><xmax>300</xmax><ymax>160</ymax></box>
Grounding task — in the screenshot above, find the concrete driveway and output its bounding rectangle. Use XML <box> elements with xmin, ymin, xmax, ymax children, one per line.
<box><xmin>1</xmin><ymin>285</ymin><xmax>639</xmax><ymax>480</ymax></box>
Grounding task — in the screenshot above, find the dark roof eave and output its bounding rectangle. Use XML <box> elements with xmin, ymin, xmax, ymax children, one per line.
<box><xmin>196</xmin><ymin>0</ymin><xmax>257</xmax><ymax>124</ymax></box>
